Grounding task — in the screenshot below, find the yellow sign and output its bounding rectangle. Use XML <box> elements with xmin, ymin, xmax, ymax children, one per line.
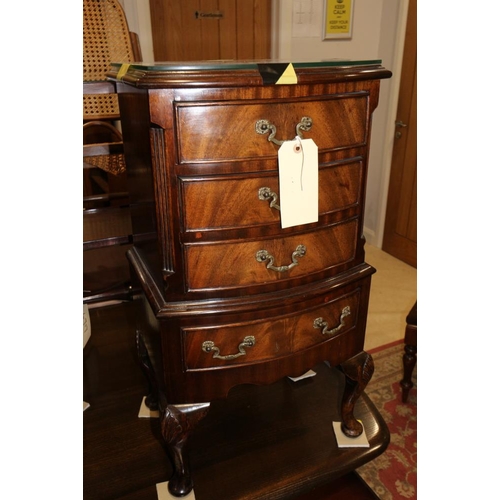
<box><xmin>324</xmin><ymin>0</ymin><xmax>353</xmax><ymax>39</ymax></box>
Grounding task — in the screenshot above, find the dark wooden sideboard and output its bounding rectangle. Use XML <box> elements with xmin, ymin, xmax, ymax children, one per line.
<box><xmin>108</xmin><ymin>60</ymin><xmax>392</xmax><ymax>498</ymax></box>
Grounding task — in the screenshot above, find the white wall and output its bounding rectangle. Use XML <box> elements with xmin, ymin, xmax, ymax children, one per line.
<box><xmin>119</xmin><ymin>0</ymin><xmax>154</xmax><ymax>62</ymax></box>
<box><xmin>366</xmin><ymin>0</ymin><xmax>409</xmax><ymax>247</ymax></box>
<box><xmin>119</xmin><ymin>0</ymin><xmax>409</xmax><ymax>247</ymax></box>
<box><xmin>276</xmin><ymin>0</ymin><xmax>409</xmax><ymax>247</ymax></box>
<box><xmin>277</xmin><ymin>0</ymin><xmax>383</xmax><ymax>60</ymax></box>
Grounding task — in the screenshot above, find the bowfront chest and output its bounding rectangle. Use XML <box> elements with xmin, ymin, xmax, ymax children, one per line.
<box><xmin>109</xmin><ymin>60</ymin><xmax>391</xmax><ymax>498</ymax></box>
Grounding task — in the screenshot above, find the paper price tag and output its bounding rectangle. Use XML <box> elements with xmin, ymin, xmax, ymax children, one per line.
<box><xmin>278</xmin><ymin>137</ymin><xmax>318</xmax><ymax>228</ymax></box>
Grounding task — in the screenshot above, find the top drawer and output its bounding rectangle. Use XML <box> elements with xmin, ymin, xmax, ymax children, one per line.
<box><xmin>175</xmin><ymin>94</ymin><xmax>368</xmax><ymax>164</ymax></box>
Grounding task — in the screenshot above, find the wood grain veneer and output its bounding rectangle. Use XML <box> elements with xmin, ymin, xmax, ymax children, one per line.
<box><xmin>109</xmin><ymin>60</ymin><xmax>391</xmax><ymax>497</ymax></box>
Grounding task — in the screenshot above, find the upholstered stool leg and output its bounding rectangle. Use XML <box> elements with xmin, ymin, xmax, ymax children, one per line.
<box><xmin>401</xmin><ymin>343</ymin><xmax>416</xmax><ymax>403</ymax></box>
<box><xmin>400</xmin><ymin>301</ymin><xmax>417</xmax><ymax>403</ymax></box>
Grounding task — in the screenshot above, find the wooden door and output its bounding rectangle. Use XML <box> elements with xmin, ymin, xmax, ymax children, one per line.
<box><xmin>382</xmin><ymin>0</ymin><xmax>417</xmax><ymax>268</ymax></box>
<box><xmin>149</xmin><ymin>0</ymin><xmax>272</xmax><ymax>61</ymax></box>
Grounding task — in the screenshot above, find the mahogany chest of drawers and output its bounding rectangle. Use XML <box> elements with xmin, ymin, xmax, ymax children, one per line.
<box><xmin>109</xmin><ymin>60</ymin><xmax>391</xmax><ymax>497</ymax></box>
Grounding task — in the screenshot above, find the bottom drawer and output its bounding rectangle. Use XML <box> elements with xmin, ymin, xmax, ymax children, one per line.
<box><xmin>183</xmin><ymin>288</ymin><xmax>361</xmax><ymax>370</ymax></box>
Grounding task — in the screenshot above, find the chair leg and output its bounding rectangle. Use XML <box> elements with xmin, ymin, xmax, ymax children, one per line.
<box><xmin>400</xmin><ymin>344</ymin><xmax>417</xmax><ymax>403</ymax></box>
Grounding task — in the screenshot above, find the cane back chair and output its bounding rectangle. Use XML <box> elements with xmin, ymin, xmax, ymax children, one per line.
<box><xmin>83</xmin><ymin>0</ymin><xmax>141</xmax><ymax>304</ymax></box>
<box><xmin>83</xmin><ymin>0</ymin><xmax>140</xmax><ymax>175</ymax></box>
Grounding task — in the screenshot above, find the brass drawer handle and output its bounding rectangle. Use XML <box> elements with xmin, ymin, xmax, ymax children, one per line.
<box><xmin>313</xmin><ymin>306</ymin><xmax>351</xmax><ymax>336</ymax></box>
<box><xmin>201</xmin><ymin>336</ymin><xmax>256</xmax><ymax>360</ymax></box>
<box><xmin>258</xmin><ymin>187</ymin><xmax>280</xmax><ymax>211</ymax></box>
<box><xmin>256</xmin><ymin>244</ymin><xmax>306</xmax><ymax>272</ymax></box>
<box><xmin>255</xmin><ymin>116</ymin><xmax>313</xmax><ymax>146</ymax></box>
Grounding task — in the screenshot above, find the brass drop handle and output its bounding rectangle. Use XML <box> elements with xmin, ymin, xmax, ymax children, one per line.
<box><xmin>255</xmin><ymin>244</ymin><xmax>306</xmax><ymax>272</ymax></box>
<box><xmin>258</xmin><ymin>187</ymin><xmax>280</xmax><ymax>211</ymax></box>
<box><xmin>201</xmin><ymin>336</ymin><xmax>256</xmax><ymax>360</ymax></box>
<box><xmin>255</xmin><ymin>116</ymin><xmax>313</xmax><ymax>146</ymax></box>
<box><xmin>313</xmin><ymin>306</ymin><xmax>351</xmax><ymax>336</ymax></box>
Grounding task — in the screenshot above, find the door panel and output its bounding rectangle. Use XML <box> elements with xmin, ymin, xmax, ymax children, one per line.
<box><xmin>382</xmin><ymin>0</ymin><xmax>417</xmax><ymax>268</ymax></box>
<box><xmin>149</xmin><ymin>0</ymin><xmax>272</xmax><ymax>61</ymax></box>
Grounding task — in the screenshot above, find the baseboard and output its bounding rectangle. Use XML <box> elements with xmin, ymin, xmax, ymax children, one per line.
<box><xmin>363</xmin><ymin>227</ymin><xmax>377</xmax><ymax>247</ymax></box>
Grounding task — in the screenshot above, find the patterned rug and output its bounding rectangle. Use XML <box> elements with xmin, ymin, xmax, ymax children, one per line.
<box><xmin>357</xmin><ymin>340</ymin><xmax>417</xmax><ymax>499</ymax></box>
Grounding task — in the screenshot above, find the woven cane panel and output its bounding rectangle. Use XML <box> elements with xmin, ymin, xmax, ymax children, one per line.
<box><xmin>83</xmin><ymin>93</ymin><xmax>120</xmax><ymax>119</ymax></box>
<box><xmin>83</xmin><ymin>207</ymin><xmax>132</xmax><ymax>242</ymax></box>
<box><xmin>84</xmin><ymin>154</ymin><xmax>126</xmax><ymax>175</ymax></box>
<box><xmin>84</xmin><ymin>0</ymin><xmax>135</xmax><ymax>169</ymax></box>
<box><xmin>83</xmin><ymin>0</ymin><xmax>135</xmax><ymax>83</ymax></box>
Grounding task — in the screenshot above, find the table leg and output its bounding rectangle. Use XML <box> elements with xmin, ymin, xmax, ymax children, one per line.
<box><xmin>338</xmin><ymin>351</ymin><xmax>374</xmax><ymax>437</ymax></box>
<box><xmin>136</xmin><ymin>331</ymin><xmax>159</xmax><ymax>411</ymax></box>
<box><xmin>161</xmin><ymin>403</ymin><xmax>211</xmax><ymax>497</ymax></box>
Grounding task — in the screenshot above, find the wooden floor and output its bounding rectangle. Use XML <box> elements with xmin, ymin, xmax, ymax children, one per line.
<box><xmin>83</xmin><ymin>301</ymin><xmax>387</xmax><ymax>500</ymax></box>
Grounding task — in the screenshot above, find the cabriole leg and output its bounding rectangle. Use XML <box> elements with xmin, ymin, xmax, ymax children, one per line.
<box><xmin>338</xmin><ymin>351</ymin><xmax>374</xmax><ymax>437</ymax></box>
<box><xmin>161</xmin><ymin>403</ymin><xmax>211</xmax><ymax>497</ymax></box>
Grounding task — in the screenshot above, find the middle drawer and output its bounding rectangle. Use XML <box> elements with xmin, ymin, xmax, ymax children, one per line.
<box><xmin>183</xmin><ymin>219</ymin><xmax>357</xmax><ymax>291</ymax></box>
<box><xmin>179</xmin><ymin>160</ymin><xmax>362</xmax><ymax>232</ymax></box>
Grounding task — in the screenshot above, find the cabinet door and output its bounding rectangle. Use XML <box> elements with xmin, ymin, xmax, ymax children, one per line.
<box><xmin>149</xmin><ymin>0</ymin><xmax>272</xmax><ymax>61</ymax></box>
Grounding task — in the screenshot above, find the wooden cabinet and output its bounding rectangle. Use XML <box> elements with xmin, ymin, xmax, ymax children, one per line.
<box><xmin>110</xmin><ymin>60</ymin><xmax>391</xmax><ymax>498</ymax></box>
